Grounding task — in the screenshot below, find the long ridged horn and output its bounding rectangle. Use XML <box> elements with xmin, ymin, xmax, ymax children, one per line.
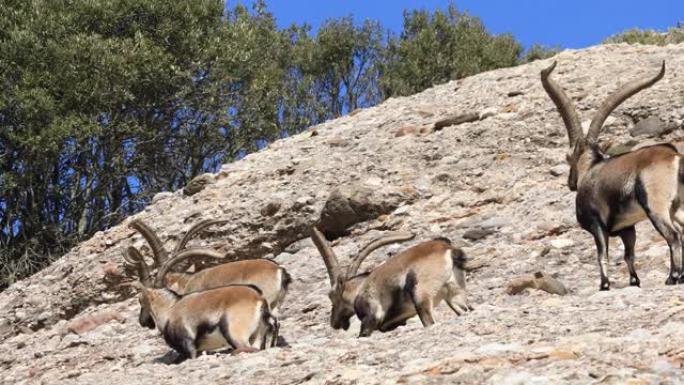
<box><xmin>173</xmin><ymin>219</ymin><xmax>229</xmax><ymax>254</ymax></box>
<box><xmin>129</xmin><ymin>219</ymin><xmax>169</xmax><ymax>267</ymax></box>
<box><xmin>586</xmin><ymin>61</ymin><xmax>665</xmax><ymax>144</ymax></box>
<box><xmin>310</xmin><ymin>226</ymin><xmax>341</xmax><ymax>286</ymax></box>
<box><xmin>124</xmin><ymin>246</ymin><xmax>152</xmax><ymax>286</ymax></box>
<box><xmin>346</xmin><ymin>232</ymin><xmax>415</xmax><ymax>278</ymax></box>
<box><xmin>122</xmin><ymin>245</ymin><xmax>154</xmax><ymax>269</ymax></box>
<box><xmin>541</xmin><ymin>61</ymin><xmax>584</xmax><ymax>147</ymax></box>
<box><xmin>154</xmin><ymin>248</ymin><xmax>225</xmax><ymax>288</ymax></box>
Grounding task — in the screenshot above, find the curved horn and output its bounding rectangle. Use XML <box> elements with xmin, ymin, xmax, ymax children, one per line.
<box><xmin>154</xmin><ymin>248</ymin><xmax>225</xmax><ymax>288</ymax></box>
<box><xmin>346</xmin><ymin>232</ymin><xmax>415</xmax><ymax>278</ymax></box>
<box><xmin>129</xmin><ymin>219</ymin><xmax>169</xmax><ymax>267</ymax></box>
<box><xmin>173</xmin><ymin>219</ymin><xmax>228</xmax><ymax>254</ymax></box>
<box><xmin>310</xmin><ymin>226</ymin><xmax>341</xmax><ymax>286</ymax></box>
<box><xmin>122</xmin><ymin>248</ymin><xmax>138</xmax><ymax>266</ymax></box>
<box><xmin>541</xmin><ymin>61</ymin><xmax>584</xmax><ymax>147</ymax></box>
<box><xmin>122</xmin><ymin>245</ymin><xmax>154</xmax><ymax>269</ymax></box>
<box><xmin>124</xmin><ymin>246</ymin><xmax>152</xmax><ymax>286</ymax></box>
<box><xmin>586</xmin><ymin>61</ymin><xmax>665</xmax><ymax>144</ymax></box>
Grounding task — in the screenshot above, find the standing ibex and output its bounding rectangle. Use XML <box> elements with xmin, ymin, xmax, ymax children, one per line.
<box><xmin>311</xmin><ymin>227</ymin><xmax>471</xmax><ymax>337</ymax></box>
<box><xmin>124</xmin><ymin>219</ymin><xmax>291</xmax><ymax>329</ymax></box>
<box><xmin>540</xmin><ymin>60</ymin><xmax>684</xmax><ymax>290</ymax></box>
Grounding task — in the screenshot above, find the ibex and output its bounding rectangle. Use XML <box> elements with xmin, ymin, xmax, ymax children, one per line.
<box><xmin>124</xmin><ymin>219</ymin><xmax>291</xmax><ymax>329</ymax></box>
<box><xmin>127</xmin><ymin>278</ymin><xmax>279</xmax><ymax>359</ymax></box>
<box><xmin>541</xmin><ymin>60</ymin><xmax>683</xmax><ymax>290</ymax></box>
<box><xmin>311</xmin><ymin>227</ymin><xmax>471</xmax><ymax>337</ymax></box>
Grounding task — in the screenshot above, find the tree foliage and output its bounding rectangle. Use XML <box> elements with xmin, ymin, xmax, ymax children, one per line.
<box><xmin>379</xmin><ymin>5</ymin><xmax>523</xmax><ymax>97</ymax></box>
<box><xmin>520</xmin><ymin>44</ymin><xmax>561</xmax><ymax>64</ymax></box>
<box><xmin>604</xmin><ymin>25</ymin><xmax>684</xmax><ymax>46</ymax></box>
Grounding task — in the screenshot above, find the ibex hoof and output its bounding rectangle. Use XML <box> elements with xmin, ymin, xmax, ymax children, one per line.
<box><xmin>665</xmin><ymin>276</ymin><xmax>678</xmax><ymax>285</ymax></box>
<box><xmin>629</xmin><ymin>277</ymin><xmax>641</xmax><ymax>287</ymax></box>
<box><xmin>599</xmin><ymin>281</ymin><xmax>610</xmax><ymax>291</ymax></box>
<box><xmin>678</xmin><ymin>276</ymin><xmax>684</xmax><ymax>285</ymax></box>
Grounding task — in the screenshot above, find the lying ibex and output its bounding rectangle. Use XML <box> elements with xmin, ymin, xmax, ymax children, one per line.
<box><xmin>127</xmin><ymin>280</ymin><xmax>278</xmax><ymax>359</ymax></box>
<box><xmin>124</xmin><ymin>219</ymin><xmax>291</xmax><ymax>329</ymax></box>
<box><xmin>311</xmin><ymin>227</ymin><xmax>471</xmax><ymax>337</ymax></box>
<box><xmin>541</xmin><ymin>60</ymin><xmax>683</xmax><ymax>290</ymax></box>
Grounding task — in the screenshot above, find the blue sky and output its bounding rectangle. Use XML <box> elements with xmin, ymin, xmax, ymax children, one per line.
<box><xmin>234</xmin><ymin>0</ymin><xmax>683</xmax><ymax>49</ymax></box>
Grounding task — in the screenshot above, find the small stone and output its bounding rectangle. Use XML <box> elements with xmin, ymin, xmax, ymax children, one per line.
<box><xmin>394</xmin><ymin>126</ymin><xmax>419</xmax><ymax>137</ymax></box>
<box><xmin>549</xmin><ymin>165</ymin><xmax>566</xmax><ymax>177</ymax></box>
<box><xmin>325</xmin><ymin>138</ymin><xmax>350</xmax><ymax>147</ymax></box>
<box><xmin>58</xmin><ymin>333</ymin><xmax>88</xmax><ymax>349</ymax></box>
<box><xmin>549</xmin><ymin>350</ymin><xmax>578</xmax><ymax>360</ymax></box>
<box><xmin>183</xmin><ymin>173</ymin><xmax>215</xmax><ymax>196</ymax></box>
<box><xmin>541</xmin><ymin>297</ymin><xmax>563</xmax><ymax>307</ymax></box>
<box><xmin>393</xmin><ymin>205</ymin><xmax>411</xmax><ymax>216</ymax></box>
<box><xmin>630</xmin><ymin>116</ymin><xmax>671</xmax><ymax>137</ymax></box>
<box><xmin>260</xmin><ymin>200</ymin><xmax>282</xmax><ymax>217</ymax></box>
<box><xmin>479</xmin><ymin>108</ymin><xmax>497</xmax><ymax>120</ymax></box>
<box><xmin>478</xmin><ymin>217</ymin><xmax>510</xmax><ymax>230</ymax></box>
<box><xmin>463</xmin><ymin>228</ymin><xmax>496</xmax><ymax>241</ymax></box>
<box><xmin>363</xmin><ymin>176</ymin><xmax>383</xmax><ymax>187</ymax></box>
<box><xmin>498</xmin><ymin>112</ymin><xmax>518</xmax><ymax>121</ymax></box>
<box><xmin>152</xmin><ymin>191</ymin><xmax>173</xmax><ymax>203</ymax></box>
<box><xmin>433</xmin><ymin>112</ymin><xmax>480</xmax><ymax>130</ymax></box>
<box><xmin>550</xmin><ymin>238</ymin><xmax>574</xmax><ymax>249</ymax></box>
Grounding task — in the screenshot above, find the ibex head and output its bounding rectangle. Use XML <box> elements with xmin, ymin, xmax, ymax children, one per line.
<box><xmin>310</xmin><ymin>227</ymin><xmax>414</xmax><ymax>330</ymax></box>
<box><xmin>541</xmin><ymin>60</ymin><xmax>665</xmax><ymax>191</ymax></box>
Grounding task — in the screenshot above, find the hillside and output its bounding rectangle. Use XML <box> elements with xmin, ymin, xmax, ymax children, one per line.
<box><xmin>2</xmin><ymin>43</ymin><xmax>684</xmax><ymax>384</ymax></box>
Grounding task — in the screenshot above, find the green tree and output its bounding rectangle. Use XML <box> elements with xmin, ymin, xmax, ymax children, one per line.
<box><xmin>520</xmin><ymin>44</ymin><xmax>561</xmax><ymax>64</ymax></box>
<box><xmin>604</xmin><ymin>26</ymin><xmax>684</xmax><ymax>46</ymax></box>
<box><xmin>379</xmin><ymin>5</ymin><xmax>522</xmax><ymax>97</ymax></box>
<box><xmin>0</xmin><ymin>0</ymin><xmax>292</xmax><ymax>287</ymax></box>
<box><xmin>301</xmin><ymin>17</ymin><xmax>384</xmax><ymax>117</ymax></box>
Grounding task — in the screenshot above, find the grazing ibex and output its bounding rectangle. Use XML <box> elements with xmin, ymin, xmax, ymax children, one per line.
<box><xmin>127</xmin><ymin>279</ymin><xmax>278</xmax><ymax>359</ymax></box>
<box><xmin>124</xmin><ymin>219</ymin><xmax>291</xmax><ymax>329</ymax></box>
<box><xmin>541</xmin><ymin>60</ymin><xmax>683</xmax><ymax>290</ymax></box>
<box><xmin>311</xmin><ymin>227</ymin><xmax>471</xmax><ymax>337</ymax></box>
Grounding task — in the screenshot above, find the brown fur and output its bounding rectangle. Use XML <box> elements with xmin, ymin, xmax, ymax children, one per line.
<box><xmin>165</xmin><ymin>259</ymin><xmax>289</xmax><ymax>312</ymax></box>
<box><xmin>141</xmin><ymin>285</ymin><xmax>278</xmax><ymax>359</ymax></box>
<box><xmin>311</xmin><ymin>227</ymin><xmax>470</xmax><ymax>337</ymax></box>
<box><xmin>541</xmin><ymin>61</ymin><xmax>684</xmax><ymax>290</ymax></box>
<box><xmin>354</xmin><ymin>240</ymin><xmax>469</xmax><ymax>336</ymax></box>
<box><xmin>124</xmin><ymin>222</ymin><xmax>291</xmax><ymax>328</ymax></box>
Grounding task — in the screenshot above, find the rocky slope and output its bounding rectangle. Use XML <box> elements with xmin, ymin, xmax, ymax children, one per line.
<box><xmin>2</xmin><ymin>43</ymin><xmax>684</xmax><ymax>385</ymax></box>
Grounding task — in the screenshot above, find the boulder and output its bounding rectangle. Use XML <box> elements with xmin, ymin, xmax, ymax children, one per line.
<box><xmin>630</xmin><ymin>116</ymin><xmax>671</xmax><ymax>137</ymax></box>
<box><xmin>318</xmin><ymin>185</ymin><xmax>412</xmax><ymax>239</ymax></box>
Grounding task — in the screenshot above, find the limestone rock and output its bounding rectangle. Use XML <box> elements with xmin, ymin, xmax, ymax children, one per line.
<box><xmin>433</xmin><ymin>112</ymin><xmax>480</xmax><ymax>130</ymax></box>
<box><xmin>506</xmin><ymin>271</ymin><xmax>568</xmax><ymax>295</ymax></box>
<box><xmin>183</xmin><ymin>173</ymin><xmax>216</xmax><ymax>196</ymax></box>
<box><xmin>317</xmin><ymin>185</ymin><xmax>409</xmax><ymax>239</ymax></box>
<box><xmin>630</xmin><ymin>116</ymin><xmax>671</xmax><ymax>137</ymax></box>
<box><xmin>152</xmin><ymin>191</ymin><xmax>174</xmax><ymax>203</ymax></box>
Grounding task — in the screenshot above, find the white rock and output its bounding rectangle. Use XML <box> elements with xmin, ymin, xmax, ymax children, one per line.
<box><xmin>550</xmin><ymin>238</ymin><xmax>574</xmax><ymax>249</ymax></box>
